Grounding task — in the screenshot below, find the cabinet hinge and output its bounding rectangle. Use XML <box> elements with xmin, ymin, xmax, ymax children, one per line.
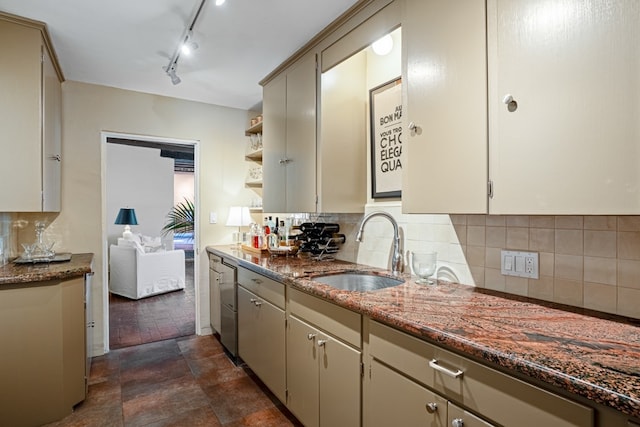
<box><xmin>360</xmin><ymin>362</ymin><xmax>365</xmax><ymax>377</ymax></box>
<box><xmin>315</xmin><ymin>194</ymin><xmax>318</xmax><ymax>206</ymax></box>
<box><xmin>488</xmin><ymin>180</ymin><xmax>494</xmax><ymax>199</ymax></box>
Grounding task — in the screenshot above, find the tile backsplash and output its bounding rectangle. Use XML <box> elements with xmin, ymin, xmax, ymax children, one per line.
<box><xmin>333</xmin><ymin>204</ymin><xmax>640</xmax><ymax>320</ymax></box>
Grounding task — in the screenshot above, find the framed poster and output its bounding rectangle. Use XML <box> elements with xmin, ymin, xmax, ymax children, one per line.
<box><xmin>370</xmin><ymin>77</ymin><xmax>402</xmax><ymax>198</ymax></box>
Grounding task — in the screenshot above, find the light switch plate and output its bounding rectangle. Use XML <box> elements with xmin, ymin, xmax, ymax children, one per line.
<box><xmin>501</xmin><ymin>250</ymin><xmax>539</xmax><ymax>279</ymax></box>
<box><xmin>209</xmin><ymin>212</ymin><xmax>217</xmax><ymax>224</ymax></box>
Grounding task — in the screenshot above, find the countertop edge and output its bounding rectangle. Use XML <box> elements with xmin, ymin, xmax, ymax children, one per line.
<box><xmin>0</xmin><ymin>253</ymin><xmax>94</xmax><ymax>286</ymax></box>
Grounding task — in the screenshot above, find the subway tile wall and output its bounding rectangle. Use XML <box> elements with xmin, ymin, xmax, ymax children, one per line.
<box><xmin>334</xmin><ymin>204</ymin><xmax>640</xmax><ymax>320</ymax></box>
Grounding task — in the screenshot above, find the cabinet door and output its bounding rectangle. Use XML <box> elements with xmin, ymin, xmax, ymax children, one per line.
<box><xmin>0</xmin><ymin>19</ymin><xmax>43</xmax><ymax>212</ymax></box>
<box><xmin>209</xmin><ymin>267</ymin><xmax>221</xmax><ymax>333</ymax></box>
<box><xmin>42</xmin><ymin>43</ymin><xmax>61</xmax><ymax>212</ymax></box>
<box><xmin>318</xmin><ymin>332</ymin><xmax>361</xmax><ymax>427</ymax></box>
<box><xmin>62</xmin><ymin>277</ymin><xmax>86</xmax><ymax>408</ymax></box>
<box><xmin>237</xmin><ymin>285</ymin><xmax>286</xmax><ymax>402</ymax></box>
<box><xmin>286</xmin><ymin>315</ymin><xmax>320</xmax><ymax>427</ymax></box>
<box><xmin>402</xmin><ymin>0</ymin><xmax>488</xmax><ymax>214</ymax></box>
<box><xmin>365</xmin><ymin>358</ymin><xmax>447</xmax><ymax>427</ymax></box>
<box><xmin>488</xmin><ymin>0</ymin><xmax>640</xmax><ymax>214</ymax></box>
<box><xmin>285</xmin><ymin>52</ymin><xmax>317</xmax><ymax>213</ymax></box>
<box><xmin>262</xmin><ymin>74</ymin><xmax>287</xmax><ymax>212</ymax></box>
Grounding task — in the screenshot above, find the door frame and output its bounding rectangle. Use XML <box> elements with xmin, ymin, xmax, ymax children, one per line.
<box><xmin>100</xmin><ymin>131</ymin><xmax>201</xmax><ymax>352</ymax></box>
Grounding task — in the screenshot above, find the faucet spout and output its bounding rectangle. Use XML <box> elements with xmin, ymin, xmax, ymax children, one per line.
<box><xmin>356</xmin><ymin>211</ymin><xmax>403</xmax><ymax>276</ymax></box>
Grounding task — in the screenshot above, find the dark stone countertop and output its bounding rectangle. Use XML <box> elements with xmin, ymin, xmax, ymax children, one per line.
<box><xmin>0</xmin><ymin>253</ymin><xmax>94</xmax><ymax>286</ymax></box>
<box><xmin>207</xmin><ymin>245</ymin><xmax>640</xmax><ymax>420</ymax></box>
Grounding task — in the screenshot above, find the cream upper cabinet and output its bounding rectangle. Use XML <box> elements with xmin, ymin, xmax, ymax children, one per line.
<box><xmin>488</xmin><ymin>0</ymin><xmax>640</xmax><ymax>214</ymax></box>
<box><xmin>262</xmin><ymin>52</ymin><xmax>317</xmax><ymax>213</ymax></box>
<box><xmin>401</xmin><ymin>0</ymin><xmax>488</xmax><ymax>214</ymax></box>
<box><xmin>0</xmin><ymin>14</ymin><xmax>62</xmax><ymax>212</ymax></box>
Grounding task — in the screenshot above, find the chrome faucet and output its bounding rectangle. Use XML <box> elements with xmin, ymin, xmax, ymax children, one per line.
<box><xmin>356</xmin><ymin>211</ymin><xmax>403</xmax><ymax>276</ymax></box>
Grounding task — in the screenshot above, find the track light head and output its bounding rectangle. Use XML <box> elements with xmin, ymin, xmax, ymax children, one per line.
<box><xmin>164</xmin><ymin>63</ymin><xmax>181</xmax><ymax>85</ymax></box>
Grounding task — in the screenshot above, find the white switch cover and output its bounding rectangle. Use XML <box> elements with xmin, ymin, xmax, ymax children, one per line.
<box><xmin>209</xmin><ymin>212</ymin><xmax>217</xmax><ymax>224</ymax></box>
<box><xmin>501</xmin><ymin>250</ymin><xmax>539</xmax><ymax>279</ymax></box>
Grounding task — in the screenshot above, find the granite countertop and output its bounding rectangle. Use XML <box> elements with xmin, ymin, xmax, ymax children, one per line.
<box><xmin>208</xmin><ymin>245</ymin><xmax>640</xmax><ymax>420</ymax></box>
<box><xmin>0</xmin><ymin>253</ymin><xmax>94</xmax><ymax>286</ymax></box>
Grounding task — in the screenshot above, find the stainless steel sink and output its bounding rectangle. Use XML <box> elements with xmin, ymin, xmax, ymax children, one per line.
<box><xmin>312</xmin><ymin>272</ymin><xmax>404</xmax><ymax>292</ymax></box>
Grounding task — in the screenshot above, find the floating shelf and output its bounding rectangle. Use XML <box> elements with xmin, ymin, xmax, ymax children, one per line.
<box><xmin>245</xmin><ymin>121</ymin><xmax>263</xmax><ymax>136</ymax></box>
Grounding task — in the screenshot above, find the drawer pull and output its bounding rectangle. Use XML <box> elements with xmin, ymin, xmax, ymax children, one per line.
<box><xmin>250</xmin><ymin>298</ymin><xmax>262</xmax><ymax>306</ymax></box>
<box><xmin>425</xmin><ymin>402</ymin><xmax>438</xmax><ymax>414</ymax></box>
<box><xmin>451</xmin><ymin>418</ymin><xmax>464</xmax><ymax>427</ymax></box>
<box><xmin>429</xmin><ymin>359</ymin><xmax>463</xmax><ymax>379</ymax></box>
<box><xmin>317</xmin><ymin>339</ymin><xmax>327</xmax><ymax>347</ymax></box>
<box><xmin>251</xmin><ymin>278</ymin><xmax>263</xmax><ymax>284</ymax></box>
<box><xmin>307</xmin><ymin>333</ymin><xmax>317</xmax><ymax>340</ymax></box>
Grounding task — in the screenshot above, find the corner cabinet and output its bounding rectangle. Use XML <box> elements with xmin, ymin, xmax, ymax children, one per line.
<box><xmin>487</xmin><ymin>0</ymin><xmax>640</xmax><ymax>214</ymax></box>
<box><xmin>0</xmin><ymin>13</ymin><xmax>62</xmax><ymax>212</ymax></box>
<box><xmin>0</xmin><ymin>274</ymin><xmax>92</xmax><ymax>427</ymax></box>
<box><xmin>262</xmin><ymin>52</ymin><xmax>317</xmax><ymax>213</ymax></box>
<box><xmin>401</xmin><ymin>0</ymin><xmax>488</xmax><ymax>214</ymax></box>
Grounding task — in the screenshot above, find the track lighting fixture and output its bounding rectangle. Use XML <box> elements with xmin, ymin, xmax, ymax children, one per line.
<box><xmin>164</xmin><ymin>0</ymin><xmax>213</xmax><ymax>85</ymax></box>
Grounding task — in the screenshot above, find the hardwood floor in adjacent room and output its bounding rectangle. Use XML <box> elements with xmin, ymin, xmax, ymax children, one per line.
<box><xmin>44</xmin><ymin>335</ymin><xmax>302</xmax><ymax>426</ymax></box>
<box><xmin>109</xmin><ymin>259</ymin><xmax>195</xmax><ymax>349</ymax></box>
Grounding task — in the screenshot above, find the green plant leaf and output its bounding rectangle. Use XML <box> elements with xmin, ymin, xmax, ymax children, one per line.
<box><xmin>161</xmin><ymin>198</ymin><xmax>194</xmax><ymax>236</ymax></box>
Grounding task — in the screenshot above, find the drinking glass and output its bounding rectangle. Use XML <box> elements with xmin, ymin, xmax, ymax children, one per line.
<box><xmin>412</xmin><ymin>251</ymin><xmax>437</xmax><ymax>285</ymax></box>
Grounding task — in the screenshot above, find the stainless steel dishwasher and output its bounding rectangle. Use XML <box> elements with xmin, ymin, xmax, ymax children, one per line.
<box><xmin>219</xmin><ymin>260</ymin><xmax>238</xmax><ymax>360</ymax></box>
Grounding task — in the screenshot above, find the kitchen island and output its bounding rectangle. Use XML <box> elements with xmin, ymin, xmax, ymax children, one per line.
<box><xmin>208</xmin><ymin>245</ymin><xmax>640</xmax><ymax>425</ymax></box>
<box><xmin>0</xmin><ymin>253</ymin><xmax>93</xmax><ymax>427</ymax></box>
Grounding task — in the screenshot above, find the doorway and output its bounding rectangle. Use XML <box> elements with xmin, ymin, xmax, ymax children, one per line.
<box><xmin>103</xmin><ymin>133</ymin><xmax>199</xmax><ymax>350</ymax></box>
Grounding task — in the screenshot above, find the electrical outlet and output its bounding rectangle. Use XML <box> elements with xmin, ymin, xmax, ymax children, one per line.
<box><xmin>501</xmin><ymin>250</ymin><xmax>539</xmax><ymax>279</ymax></box>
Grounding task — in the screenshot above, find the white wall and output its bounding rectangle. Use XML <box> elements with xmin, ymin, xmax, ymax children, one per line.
<box><xmin>174</xmin><ymin>172</ymin><xmax>195</xmax><ymax>206</ymax></box>
<box><xmin>106</xmin><ymin>144</ymin><xmax>175</xmax><ymax>248</ymax></box>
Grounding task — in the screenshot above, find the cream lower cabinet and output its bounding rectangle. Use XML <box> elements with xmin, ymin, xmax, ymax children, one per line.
<box><xmin>286</xmin><ymin>287</ymin><xmax>362</xmax><ymax>427</ymax></box>
<box><xmin>208</xmin><ymin>254</ymin><xmax>222</xmax><ymax>333</ymax></box>
<box><xmin>367</xmin><ymin>359</ymin><xmax>492</xmax><ymax>427</ymax></box>
<box><xmin>0</xmin><ymin>275</ymin><xmax>89</xmax><ymax>427</ymax></box>
<box><xmin>237</xmin><ymin>267</ymin><xmax>286</xmax><ymax>402</ymax></box>
<box><xmin>365</xmin><ymin>319</ymin><xmax>593</xmax><ymax>427</ymax></box>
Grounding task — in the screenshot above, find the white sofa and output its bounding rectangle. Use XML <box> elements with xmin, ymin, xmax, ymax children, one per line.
<box><xmin>109</xmin><ymin>240</ymin><xmax>185</xmax><ymax>299</ymax></box>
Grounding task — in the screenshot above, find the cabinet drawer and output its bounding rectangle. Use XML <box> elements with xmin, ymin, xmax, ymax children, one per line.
<box><xmin>368</xmin><ymin>320</ymin><xmax>593</xmax><ymax>427</ymax></box>
<box><xmin>237</xmin><ymin>267</ymin><xmax>284</xmax><ymax>309</ymax></box>
<box><xmin>289</xmin><ymin>287</ymin><xmax>361</xmax><ymax>348</ymax></box>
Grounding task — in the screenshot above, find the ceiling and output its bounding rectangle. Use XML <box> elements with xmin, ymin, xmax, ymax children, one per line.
<box><xmin>0</xmin><ymin>0</ymin><xmax>360</xmax><ymax>111</ymax></box>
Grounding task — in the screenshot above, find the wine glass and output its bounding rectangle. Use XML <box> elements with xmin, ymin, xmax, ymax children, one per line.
<box><xmin>412</xmin><ymin>251</ymin><xmax>438</xmax><ymax>285</ymax></box>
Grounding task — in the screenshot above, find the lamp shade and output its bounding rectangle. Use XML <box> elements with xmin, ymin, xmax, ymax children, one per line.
<box><xmin>114</xmin><ymin>208</ymin><xmax>138</xmax><ymax>225</ymax></box>
<box><xmin>226</xmin><ymin>206</ymin><xmax>251</xmax><ymax>227</ymax></box>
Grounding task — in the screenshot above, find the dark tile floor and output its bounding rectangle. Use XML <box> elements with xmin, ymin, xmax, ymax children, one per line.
<box><xmin>45</xmin><ymin>335</ymin><xmax>302</xmax><ymax>426</ymax></box>
<box><xmin>109</xmin><ymin>260</ymin><xmax>195</xmax><ymax>349</ymax></box>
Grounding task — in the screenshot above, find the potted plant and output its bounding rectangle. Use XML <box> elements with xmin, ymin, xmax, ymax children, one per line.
<box><xmin>161</xmin><ymin>198</ymin><xmax>194</xmax><ymax>237</ymax></box>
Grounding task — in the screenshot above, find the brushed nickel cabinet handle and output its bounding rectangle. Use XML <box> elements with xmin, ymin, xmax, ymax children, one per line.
<box><xmin>429</xmin><ymin>359</ymin><xmax>463</xmax><ymax>379</ymax></box>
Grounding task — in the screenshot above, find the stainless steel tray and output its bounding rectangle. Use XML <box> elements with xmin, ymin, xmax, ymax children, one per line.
<box><xmin>14</xmin><ymin>253</ymin><xmax>72</xmax><ymax>264</ymax></box>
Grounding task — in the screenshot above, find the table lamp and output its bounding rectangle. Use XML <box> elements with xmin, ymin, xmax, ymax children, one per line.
<box><xmin>226</xmin><ymin>206</ymin><xmax>251</xmax><ymax>246</ymax></box>
<box><xmin>115</xmin><ymin>208</ymin><xmax>138</xmax><ymax>240</ymax></box>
